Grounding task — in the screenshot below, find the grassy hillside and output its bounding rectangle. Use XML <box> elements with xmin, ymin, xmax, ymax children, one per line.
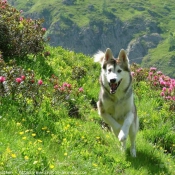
<box><xmin>0</xmin><ymin>46</ymin><xmax>175</xmax><ymax>174</ymax></box>
<box><xmin>9</xmin><ymin>0</ymin><xmax>175</xmax><ymax>77</ymax></box>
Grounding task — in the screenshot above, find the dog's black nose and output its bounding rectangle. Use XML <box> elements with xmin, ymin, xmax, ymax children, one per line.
<box><xmin>110</xmin><ymin>79</ymin><xmax>116</xmax><ymax>83</ymax></box>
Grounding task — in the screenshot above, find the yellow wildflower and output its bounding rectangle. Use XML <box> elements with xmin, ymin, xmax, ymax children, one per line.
<box><xmin>37</xmin><ymin>139</ymin><xmax>42</xmax><ymax>143</ymax></box>
<box><xmin>24</xmin><ymin>156</ymin><xmax>29</xmax><ymax>160</ymax></box>
<box><xmin>64</xmin><ymin>124</ymin><xmax>70</xmax><ymax>130</ymax></box>
<box><xmin>93</xmin><ymin>163</ymin><xmax>98</xmax><ymax>167</ymax></box>
<box><xmin>67</xmin><ymin>124</ymin><xmax>70</xmax><ymax>128</ymax></box>
<box><xmin>16</xmin><ymin>122</ymin><xmax>21</xmax><ymax>126</ymax></box>
<box><xmin>64</xmin><ymin>153</ymin><xmax>67</xmax><ymax>156</ymax></box>
<box><xmin>42</xmin><ymin>126</ymin><xmax>47</xmax><ymax>130</ymax></box>
<box><xmin>50</xmin><ymin>164</ymin><xmax>54</xmax><ymax>169</ymax></box>
<box><xmin>32</xmin><ymin>133</ymin><xmax>36</xmax><ymax>137</ymax></box>
<box><xmin>19</xmin><ymin>132</ymin><xmax>24</xmax><ymax>135</ymax></box>
<box><xmin>11</xmin><ymin>154</ymin><xmax>16</xmax><ymax>158</ymax></box>
<box><xmin>38</xmin><ymin>147</ymin><xmax>42</xmax><ymax>151</ymax></box>
<box><xmin>22</xmin><ymin>137</ymin><xmax>27</xmax><ymax>140</ymax></box>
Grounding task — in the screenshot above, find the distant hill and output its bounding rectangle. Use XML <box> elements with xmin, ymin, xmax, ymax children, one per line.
<box><xmin>8</xmin><ymin>0</ymin><xmax>175</xmax><ymax>77</ymax></box>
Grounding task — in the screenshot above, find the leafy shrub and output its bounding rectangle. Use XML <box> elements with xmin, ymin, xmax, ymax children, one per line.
<box><xmin>131</xmin><ymin>64</ymin><xmax>175</xmax><ymax>155</ymax></box>
<box><xmin>0</xmin><ymin>59</ymin><xmax>46</xmax><ymax>112</ymax></box>
<box><xmin>0</xmin><ymin>57</ymin><xmax>86</xmax><ymax>119</ymax></box>
<box><xmin>131</xmin><ymin>63</ymin><xmax>149</xmax><ymax>82</ymax></box>
<box><xmin>131</xmin><ymin>64</ymin><xmax>175</xmax><ymax>110</ymax></box>
<box><xmin>0</xmin><ymin>0</ymin><xmax>46</xmax><ymax>59</ymax></box>
<box><xmin>71</xmin><ymin>66</ymin><xmax>87</xmax><ymax>80</ymax></box>
<box><xmin>50</xmin><ymin>74</ymin><xmax>85</xmax><ymax>118</ymax></box>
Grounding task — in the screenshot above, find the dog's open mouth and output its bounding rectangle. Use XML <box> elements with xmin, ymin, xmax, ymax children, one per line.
<box><xmin>109</xmin><ymin>79</ymin><xmax>122</xmax><ymax>94</ymax></box>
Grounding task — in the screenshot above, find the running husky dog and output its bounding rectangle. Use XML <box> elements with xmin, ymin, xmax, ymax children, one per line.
<box><xmin>94</xmin><ymin>48</ymin><xmax>139</xmax><ymax>157</ymax></box>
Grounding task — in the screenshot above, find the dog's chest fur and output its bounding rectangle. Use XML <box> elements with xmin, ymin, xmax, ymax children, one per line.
<box><xmin>100</xmin><ymin>89</ymin><xmax>133</xmax><ymax>122</ymax></box>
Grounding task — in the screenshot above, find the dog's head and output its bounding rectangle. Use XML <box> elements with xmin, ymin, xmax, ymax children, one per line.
<box><xmin>94</xmin><ymin>48</ymin><xmax>130</xmax><ymax>94</ymax></box>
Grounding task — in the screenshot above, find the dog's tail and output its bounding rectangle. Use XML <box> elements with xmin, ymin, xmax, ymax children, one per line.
<box><xmin>93</xmin><ymin>51</ymin><xmax>104</xmax><ymax>63</ymax></box>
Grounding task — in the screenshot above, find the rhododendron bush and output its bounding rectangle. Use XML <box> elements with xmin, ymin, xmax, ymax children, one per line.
<box><xmin>131</xmin><ymin>64</ymin><xmax>175</xmax><ymax>110</ymax></box>
<box><xmin>0</xmin><ymin>0</ymin><xmax>46</xmax><ymax>59</ymax></box>
<box><xmin>0</xmin><ymin>58</ymin><xmax>85</xmax><ymax>117</ymax></box>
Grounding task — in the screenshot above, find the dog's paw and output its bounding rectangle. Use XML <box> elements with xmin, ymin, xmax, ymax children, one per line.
<box><xmin>130</xmin><ymin>148</ymin><xmax>136</xmax><ymax>157</ymax></box>
<box><xmin>118</xmin><ymin>130</ymin><xmax>127</xmax><ymax>142</ymax></box>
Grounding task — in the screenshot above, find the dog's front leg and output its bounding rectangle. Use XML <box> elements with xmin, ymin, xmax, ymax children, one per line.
<box><xmin>100</xmin><ymin>113</ymin><xmax>121</xmax><ymax>134</ymax></box>
<box><xmin>97</xmin><ymin>101</ymin><xmax>121</xmax><ymax>133</ymax></box>
<box><xmin>118</xmin><ymin>112</ymin><xmax>134</xmax><ymax>142</ymax></box>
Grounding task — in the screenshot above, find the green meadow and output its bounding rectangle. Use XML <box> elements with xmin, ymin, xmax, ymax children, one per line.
<box><xmin>0</xmin><ymin>46</ymin><xmax>175</xmax><ymax>174</ymax></box>
<box><xmin>0</xmin><ymin>0</ymin><xmax>175</xmax><ymax>174</ymax></box>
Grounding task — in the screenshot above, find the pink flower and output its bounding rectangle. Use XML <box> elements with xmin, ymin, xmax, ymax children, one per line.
<box><xmin>67</xmin><ymin>84</ymin><xmax>71</xmax><ymax>89</ymax></box>
<box><xmin>160</xmin><ymin>81</ymin><xmax>165</xmax><ymax>86</ymax></box>
<box><xmin>0</xmin><ymin>76</ymin><xmax>5</xmax><ymax>83</ymax></box>
<box><xmin>168</xmin><ymin>88</ymin><xmax>173</xmax><ymax>94</ymax></box>
<box><xmin>165</xmin><ymin>96</ymin><xmax>172</xmax><ymax>100</ymax></box>
<box><xmin>20</xmin><ymin>10</ymin><xmax>23</xmax><ymax>13</ymax></box>
<box><xmin>62</xmin><ymin>82</ymin><xmax>71</xmax><ymax>89</ymax></box>
<box><xmin>169</xmin><ymin>84</ymin><xmax>174</xmax><ymax>89</ymax></box>
<box><xmin>131</xmin><ymin>72</ymin><xmax>135</xmax><ymax>77</ymax></box>
<box><xmin>162</xmin><ymin>87</ymin><xmax>166</xmax><ymax>92</ymax></box>
<box><xmin>149</xmin><ymin>72</ymin><xmax>153</xmax><ymax>76</ymax></box>
<box><xmin>157</xmin><ymin>71</ymin><xmax>162</xmax><ymax>75</ymax></box>
<box><xmin>154</xmin><ymin>76</ymin><xmax>158</xmax><ymax>80</ymax></box>
<box><xmin>38</xmin><ymin>80</ymin><xmax>43</xmax><ymax>85</ymax></box>
<box><xmin>20</xmin><ymin>17</ymin><xmax>23</xmax><ymax>21</ymax></box>
<box><xmin>41</xmin><ymin>28</ymin><xmax>46</xmax><ymax>32</ymax></box>
<box><xmin>21</xmin><ymin>75</ymin><xmax>25</xmax><ymax>81</ymax></box>
<box><xmin>78</xmin><ymin>87</ymin><xmax>84</xmax><ymax>92</ymax></box>
<box><xmin>59</xmin><ymin>87</ymin><xmax>65</xmax><ymax>92</ymax></box>
<box><xmin>136</xmin><ymin>68</ymin><xmax>143</xmax><ymax>72</ymax></box>
<box><xmin>153</xmin><ymin>82</ymin><xmax>158</xmax><ymax>86</ymax></box>
<box><xmin>63</xmin><ymin>82</ymin><xmax>68</xmax><ymax>87</ymax></box>
<box><xmin>150</xmin><ymin>67</ymin><xmax>157</xmax><ymax>72</ymax></box>
<box><xmin>16</xmin><ymin>78</ymin><xmax>22</xmax><ymax>84</ymax></box>
<box><xmin>160</xmin><ymin>91</ymin><xmax>165</xmax><ymax>96</ymax></box>
<box><xmin>54</xmin><ymin>85</ymin><xmax>59</xmax><ymax>89</ymax></box>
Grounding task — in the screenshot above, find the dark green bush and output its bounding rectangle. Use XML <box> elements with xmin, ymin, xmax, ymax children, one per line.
<box><xmin>0</xmin><ymin>0</ymin><xmax>46</xmax><ymax>59</ymax></box>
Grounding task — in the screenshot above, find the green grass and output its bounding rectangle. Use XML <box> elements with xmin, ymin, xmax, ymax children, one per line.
<box><xmin>0</xmin><ymin>46</ymin><xmax>175</xmax><ymax>174</ymax></box>
<box><xmin>141</xmin><ymin>39</ymin><xmax>175</xmax><ymax>77</ymax></box>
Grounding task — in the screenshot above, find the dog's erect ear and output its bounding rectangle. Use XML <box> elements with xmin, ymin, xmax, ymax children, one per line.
<box><xmin>105</xmin><ymin>48</ymin><xmax>113</xmax><ymax>61</ymax></box>
<box><xmin>118</xmin><ymin>49</ymin><xmax>130</xmax><ymax>69</ymax></box>
<box><xmin>118</xmin><ymin>49</ymin><xmax>128</xmax><ymax>62</ymax></box>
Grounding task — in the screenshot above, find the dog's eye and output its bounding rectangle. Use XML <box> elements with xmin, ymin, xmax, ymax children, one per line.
<box><xmin>117</xmin><ymin>69</ymin><xmax>122</xmax><ymax>73</ymax></box>
<box><xmin>108</xmin><ymin>69</ymin><xmax>112</xmax><ymax>73</ymax></box>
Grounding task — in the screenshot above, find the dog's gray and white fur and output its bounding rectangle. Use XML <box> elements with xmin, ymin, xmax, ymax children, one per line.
<box><xmin>94</xmin><ymin>48</ymin><xmax>139</xmax><ymax>157</ymax></box>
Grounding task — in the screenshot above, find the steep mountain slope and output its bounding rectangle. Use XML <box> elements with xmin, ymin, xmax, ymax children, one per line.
<box><xmin>8</xmin><ymin>0</ymin><xmax>175</xmax><ymax>77</ymax></box>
